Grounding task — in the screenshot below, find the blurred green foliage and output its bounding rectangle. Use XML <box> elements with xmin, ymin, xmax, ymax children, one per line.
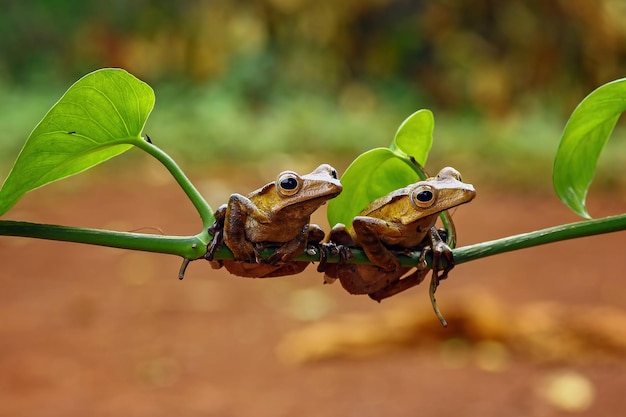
<box><xmin>2</xmin><ymin>0</ymin><xmax>626</xmax><ymax>188</ymax></box>
<box><xmin>3</xmin><ymin>0</ymin><xmax>626</xmax><ymax>112</ymax></box>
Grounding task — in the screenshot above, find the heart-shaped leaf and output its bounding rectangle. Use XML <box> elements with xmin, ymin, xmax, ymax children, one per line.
<box><xmin>553</xmin><ymin>78</ymin><xmax>626</xmax><ymax>218</ymax></box>
<box><xmin>391</xmin><ymin>108</ymin><xmax>434</xmax><ymax>164</ymax></box>
<box><xmin>0</xmin><ymin>68</ymin><xmax>154</xmax><ymax>216</ymax></box>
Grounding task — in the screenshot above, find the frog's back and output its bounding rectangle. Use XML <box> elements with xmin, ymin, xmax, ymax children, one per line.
<box><xmin>359</xmin><ymin>188</ymin><xmax>410</xmax><ymax>219</ymax></box>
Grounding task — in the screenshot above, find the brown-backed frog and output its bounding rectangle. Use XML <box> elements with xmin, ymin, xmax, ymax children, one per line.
<box><xmin>206</xmin><ymin>164</ymin><xmax>342</xmax><ymax>277</ymax></box>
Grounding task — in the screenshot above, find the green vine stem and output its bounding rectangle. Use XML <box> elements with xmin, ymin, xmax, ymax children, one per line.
<box><xmin>452</xmin><ymin>213</ymin><xmax>626</xmax><ymax>265</ymax></box>
<box><xmin>0</xmin><ymin>221</ymin><xmax>207</xmax><ymax>260</ymax></box>
<box><xmin>287</xmin><ymin>213</ymin><xmax>626</xmax><ymax>267</ymax></box>
<box><xmin>133</xmin><ymin>138</ymin><xmax>215</xmax><ymax>228</ymax></box>
<box><xmin>0</xmin><ymin>139</ymin><xmax>215</xmax><ymax>277</ymax></box>
<box><xmin>2</xmin><ymin>213</ymin><xmax>626</xmax><ymax>273</ymax></box>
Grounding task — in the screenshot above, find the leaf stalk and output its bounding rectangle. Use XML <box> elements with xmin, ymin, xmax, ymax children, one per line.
<box><xmin>133</xmin><ymin>139</ymin><xmax>214</xmax><ymax>228</ymax></box>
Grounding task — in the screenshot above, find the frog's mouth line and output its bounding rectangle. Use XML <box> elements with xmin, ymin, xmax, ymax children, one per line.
<box><xmin>299</xmin><ymin>188</ymin><xmax>342</xmax><ymax>203</ymax></box>
<box><xmin>314</xmin><ymin>191</ymin><xmax>343</xmax><ymax>206</ymax></box>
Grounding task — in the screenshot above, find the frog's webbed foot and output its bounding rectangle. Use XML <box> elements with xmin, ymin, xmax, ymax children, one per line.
<box><xmin>205</xmin><ymin>204</ymin><xmax>263</xmax><ymax>264</ymax></box>
<box><xmin>316</xmin><ymin>241</ymin><xmax>353</xmax><ymax>273</ymax></box>
<box><xmin>264</xmin><ymin>225</ymin><xmax>308</xmax><ymax>265</ymax></box>
<box><xmin>205</xmin><ymin>205</ymin><xmax>226</xmax><ymax>262</ymax></box>
<box><xmin>317</xmin><ymin>222</ymin><xmax>356</xmax><ymax>275</ymax></box>
<box><xmin>264</xmin><ymin>224</ymin><xmax>327</xmax><ymax>265</ymax></box>
<box><xmin>205</xmin><ymin>229</ymin><xmax>224</xmax><ymax>262</ymax></box>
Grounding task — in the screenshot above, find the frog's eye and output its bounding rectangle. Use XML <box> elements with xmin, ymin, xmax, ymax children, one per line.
<box><xmin>437</xmin><ymin>167</ymin><xmax>462</xmax><ymax>182</ymax></box>
<box><xmin>410</xmin><ymin>185</ymin><xmax>436</xmax><ymax>208</ymax></box>
<box><xmin>330</xmin><ymin>169</ymin><xmax>338</xmax><ymax>179</ymax></box>
<box><xmin>277</xmin><ymin>172</ymin><xmax>302</xmax><ymax>196</ymax></box>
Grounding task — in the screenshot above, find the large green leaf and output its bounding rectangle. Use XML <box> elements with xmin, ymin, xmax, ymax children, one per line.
<box><xmin>553</xmin><ymin>78</ymin><xmax>626</xmax><ymax>219</ymax></box>
<box><xmin>327</xmin><ymin>110</ymin><xmax>434</xmax><ymax>226</ymax></box>
<box><xmin>0</xmin><ymin>68</ymin><xmax>154</xmax><ymax>216</ymax></box>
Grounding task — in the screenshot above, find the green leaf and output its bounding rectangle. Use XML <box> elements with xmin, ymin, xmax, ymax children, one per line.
<box><xmin>0</xmin><ymin>68</ymin><xmax>154</xmax><ymax>216</ymax></box>
<box><xmin>553</xmin><ymin>78</ymin><xmax>626</xmax><ymax>219</ymax></box>
<box><xmin>391</xmin><ymin>108</ymin><xmax>434</xmax><ymax>165</ymax></box>
<box><xmin>327</xmin><ymin>148</ymin><xmax>420</xmax><ymax>227</ymax></box>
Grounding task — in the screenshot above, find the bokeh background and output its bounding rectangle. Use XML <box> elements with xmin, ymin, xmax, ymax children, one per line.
<box><xmin>2</xmin><ymin>1</ymin><xmax>626</xmax><ymax>416</ymax></box>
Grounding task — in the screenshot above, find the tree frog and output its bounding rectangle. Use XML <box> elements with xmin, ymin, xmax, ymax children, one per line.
<box><xmin>205</xmin><ymin>164</ymin><xmax>342</xmax><ymax>277</ymax></box>
<box><xmin>320</xmin><ymin>167</ymin><xmax>476</xmax><ymax>301</ymax></box>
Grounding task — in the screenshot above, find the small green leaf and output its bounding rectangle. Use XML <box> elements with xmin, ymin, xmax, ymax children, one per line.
<box><xmin>553</xmin><ymin>78</ymin><xmax>626</xmax><ymax>219</ymax></box>
<box><xmin>327</xmin><ymin>148</ymin><xmax>420</xmax><ymax>227</ymax></box>
<box><xmin>0</xmin><ymin>68</ymin><xmax>154</xmax><ymax>216</ymax></box>
<box><xmin>392</xmin><ymin>109</ymin><xmax>434</xmax><ymax>166</ymax></box>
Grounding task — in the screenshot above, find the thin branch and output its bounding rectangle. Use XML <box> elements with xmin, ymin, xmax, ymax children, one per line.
<box><xmin>283</xmin><ymin>213</ymin><xmax>626</xmax><ymax>267</ymax></box>
<box><xmin>0</xmin><ymin>220</ymin><xmax>206</xmax><ymax>259</ymax></box>
<box><xmin>453</xmin><ymin>213</ymin><xmax>626</xmax><ymax>265</ymax></box>
<box><xmin>2</xmin><ymin>213</ymin><xmax>626</xmax><ymax>272</ymax></box>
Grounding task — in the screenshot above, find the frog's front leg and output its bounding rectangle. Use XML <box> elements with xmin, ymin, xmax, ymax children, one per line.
<box><xmin>224</xmin><ymin>193</ymin><xmax>268</xmax><ymax>263</ymax></box>
<box><xmin>265</xmin><ymin>224</ymin><xmax>323</xmax><ymax>264</ymax></box>
<box><xmin>317</xmin><ymin>223</ymin><xmax>355</xmax><ymax>281</ymax></box>
<box><xmin>352</xmin><ymin>216</ymin><xmax>402</xmax><ymax>272</ymax></box>
<box><xmin>205</xmin><ymin>204</ymin><xmax>227</xmax><ymax>264</ymax></box>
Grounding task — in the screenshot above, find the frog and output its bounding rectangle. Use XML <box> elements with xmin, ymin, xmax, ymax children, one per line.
<box><xmin>319</xmin><ymin>166</ymin><xmax>476</xmax><ymax>301</ymax></box>
<box><xmin>205</xmin><ymin>164</ymin><xmax>342</xmax><ymax>278</ymax></box>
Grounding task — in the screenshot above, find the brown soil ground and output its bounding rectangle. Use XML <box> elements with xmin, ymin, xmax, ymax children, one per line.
<box><xmin>1</xmin><ymin>165</ymin><xmax>626</xmax><ymax>417</ymax></box>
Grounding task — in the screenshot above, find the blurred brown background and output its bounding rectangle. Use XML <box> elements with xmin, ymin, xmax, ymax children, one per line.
<box><xmin>2</xmin><ymin>0</ymin><xmax>626</xmax><ymax>415</ymax></box>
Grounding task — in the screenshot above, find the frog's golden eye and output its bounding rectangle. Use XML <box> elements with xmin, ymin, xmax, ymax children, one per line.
<box><xmin>410</xmin><ymin>185</ymin><xmax>436</xmax><ymax>208</ymax></box>
<box><xmin>277</xmin><ymin>172</ymin><xmax>302</xmax><ymax>196</ymax></box>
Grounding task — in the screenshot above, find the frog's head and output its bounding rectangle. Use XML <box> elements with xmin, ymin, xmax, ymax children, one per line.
<box><xmin>256</xmin><ymin>164</ymin><xmax>343</xmax><ymax>217</ymax></box>
<box><xmin>407</xmin><ymin>166</ymin><xmax>476</xmax><ymax>217</ymax></box>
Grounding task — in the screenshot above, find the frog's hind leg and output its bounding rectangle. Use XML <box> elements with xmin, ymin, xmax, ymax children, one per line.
<box><xmin>367</xmin><ymin>268</ymin><xmax>428</xmax><ymax>301</ymax></box>
<box><xmin>352</xmin><ymin>217</ymin><xmax>402</xmax><ymax>272</ymax></box>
